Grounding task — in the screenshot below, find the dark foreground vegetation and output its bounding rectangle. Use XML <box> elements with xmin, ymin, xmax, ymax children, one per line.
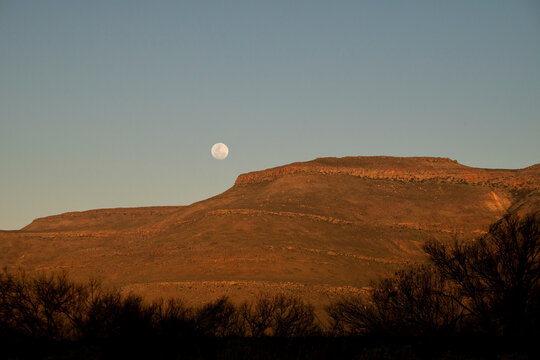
<box><xmin>1</xmin><ymin>213</ymin><xmax>538</xmax><ymax>359</ymax></box>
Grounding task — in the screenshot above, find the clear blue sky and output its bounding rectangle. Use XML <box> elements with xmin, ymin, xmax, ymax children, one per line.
<box><xmin>1</xmin><ymin>0</ymin><xmax>539</xmax><ymax>229</ymax></box>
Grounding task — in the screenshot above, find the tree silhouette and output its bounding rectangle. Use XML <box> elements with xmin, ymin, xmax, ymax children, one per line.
<box><xmin>327</xmin><ymin>265</ymin><xmax>462</xmax><ymax>335</ymax></box>
<box><xmin>0</xmin><ymin>269</ymin><xmax>90</xmax><ymax>340</ymax></box>
<box><xmin>194</xmin><ymin>296</ymin><xmax>242</xmax><ymax>336</ymax></box>
<box><xmin>328</xmin><ymin>212</ymin><xmax>540</xmax><ymax>336</ymax></box>
<box><xmin>424</xmin><ymin>212</ymin><xmax>540</xmax><ymax>335</ymax></box>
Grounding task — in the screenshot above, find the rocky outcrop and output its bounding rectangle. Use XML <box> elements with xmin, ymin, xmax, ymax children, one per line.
<box><xmin>207</xmin><ymin>209</ymin><xmax>354</xmax><ymax>225</ymax></box>
<box><xmin>235</xmin><ymin>156</ymin><xmax>540</xmax><ymax>189</ymax></box>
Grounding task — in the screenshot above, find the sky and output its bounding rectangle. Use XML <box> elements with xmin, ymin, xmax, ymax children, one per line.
<box><xmin>1</xmin><ymin>0</ymin><xmax>539</xmax><ymax>230</ymax></box>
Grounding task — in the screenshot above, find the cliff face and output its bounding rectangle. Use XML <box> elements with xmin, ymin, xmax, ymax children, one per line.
<box><xmin>235</xmin><ymin>156</ymin><xmax>540</xmax><ymax>189</ymax></box>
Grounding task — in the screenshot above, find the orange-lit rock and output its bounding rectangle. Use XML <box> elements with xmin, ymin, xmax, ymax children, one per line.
<box><xmin>1</xmin><ymin>156</ymin><xmax>538</xmax><ymax>309</ymax></box>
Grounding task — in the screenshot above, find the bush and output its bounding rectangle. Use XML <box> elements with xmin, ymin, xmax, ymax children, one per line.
<box><xmin>0</xmin><ymin>269</ymin><xmax>90</xmax><ymax>340</ymax></box>
<box><xmin>0</xmin><ymin>272</ymin><xmax>321</xmax><ymax>343</ymax></box>
<box><xmin>240</xmin><ymin>293</ymin><xmax>320</xmax><ymax>337</ymax></box>
<box><xmin>194</xmin><ymin>296</ymin><xmax>242</xmax><ymax>336</ymax></box>
<box><xmin>424</xmin><ymin>212</ymin><xmax>540</xmax><ymax>335</ymax></box>
<box><xmin>0</xmin><ymin>269</ymin><xmax>197</xmax><ymax>344</ymax></box>
<box><xmin>328</xmin><ymin>212</ymin><xmax>540</xmax><ymax>337</ymax></box>
<box><xmin>327</xmin><ymin>265</ymin><xmax>462</xmax><ymax>335</ymax></box>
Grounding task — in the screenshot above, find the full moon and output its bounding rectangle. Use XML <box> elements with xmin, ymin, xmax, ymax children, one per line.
<box><xmin>211</xmin><ymin>143</ymin><xmax>229</xmax><ymax>160</ymax></box>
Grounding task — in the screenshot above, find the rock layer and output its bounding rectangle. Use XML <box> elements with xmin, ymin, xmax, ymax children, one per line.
<box><xmin>236</xmin><ymin>157</ymin><xmax>539</xmax><ymax>189</ymax></box>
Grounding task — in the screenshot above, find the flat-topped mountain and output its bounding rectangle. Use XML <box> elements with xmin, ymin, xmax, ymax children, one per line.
<box><xmin>236</xmin><ymin>157</ymin><xmax>539</xmax><ymax>188</ymax></box>
<box><xmin>1</xmin><ymin>156</ymin><xmax>539</xmax><ymax>307</ymax></box>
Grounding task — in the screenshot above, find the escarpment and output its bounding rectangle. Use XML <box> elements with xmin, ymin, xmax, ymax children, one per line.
<box><xmin>1</xmin><ymin>156</ymin><xmax>538</xmax><ymax>307</ymax></box>
<box><xmin>235</xmin><ymin>156</ymin><xmax>540</xmax><ymax>189</ymax></box>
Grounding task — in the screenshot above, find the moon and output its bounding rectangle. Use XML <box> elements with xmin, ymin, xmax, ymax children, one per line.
<box><xmin>211</xmin><ymin>143</ymin><xmax>229</xmax><ymax>160</ymax></box>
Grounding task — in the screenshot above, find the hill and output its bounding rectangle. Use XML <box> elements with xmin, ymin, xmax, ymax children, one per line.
<box><xmin>1</xmin><ymin>156</ymin><xmax>539</xmax><ymax>307</ymax></box>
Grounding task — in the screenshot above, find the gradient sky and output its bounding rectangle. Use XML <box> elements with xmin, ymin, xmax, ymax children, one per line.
<box><xmin>1</xmin><ymin>0</ymin><xmax>539</xmax><ymax>230</ymax></box>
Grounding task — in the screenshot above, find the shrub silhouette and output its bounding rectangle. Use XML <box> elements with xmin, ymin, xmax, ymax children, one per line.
<box><xmin>268</xmin><ymin>294</ymin><xmax>319</xmax><ymax>337</ymax></box>
<box><xmin>0</xmin><ymin>272</ymin><xmax>321</xmax><ymax>342</ymax></box>
<box><xmin>0</xmin><ymin>269</ymin><xmax>90</xmax><ymax>340</ymax></box>
<box><xmin>191</xmin><ymin>294</ymin><xmax>320</xmax><ymax>337</ymax></box>
<box><xmin>82</xmin><ymin>292</ymin><xmax>155</xmax><ymax>341</ymax></box>
<box><xmin>424</xmin><ymin>212</ymin><xmax>540</xmax><ymax>335</ymax></box>
<box><xmin>239</xmin><ymin>295</ymin><xmax>275</xmax><ymax>337</ymax></box>
<box><xmin>152</xmin><ymin>298</ymin><xmax>196</xmax><ymax>339</ymax></box>
<box><xmin>328</xmin><ymin>212</ymin><xmax>540</xmax><ymax>336</ymax></box>
<box><xmin>240</xmin><ymin>293</ymin><xmax>320</xmax><ymax>337</ymax></box>
<box><xmin>0</xmin><ymin>270</ymin><xmax>198</xmax><ymax>345</ymax></box>
<box><xmin>194</xmin><ymin>296</ymin><xmax>242</xmax><ymax>336</ymax></box>
<box><xmin>327</xmin><ymin>265</ymin><xmax>462</xmax><ymax>335</ymax></box>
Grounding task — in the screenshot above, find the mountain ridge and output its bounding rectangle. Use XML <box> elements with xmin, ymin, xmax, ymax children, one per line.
<box><xmin>235</xmin><ymin>156</ymin><xmax>540</xmax><ymax>188</ymax></box>
<box><xmin>1</xmin><ymin>156</ymin><xmax>538</xmax><ymax>308</ymax></box>
<box><xmin>19</xmin><ymin>156</ymin><xmax>540</xmax><ymax>233</ymax></box>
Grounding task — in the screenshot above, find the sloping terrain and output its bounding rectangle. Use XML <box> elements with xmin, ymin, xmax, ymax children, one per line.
<box><xmin>1</xmin><ymin>156</ymin><xmax>538</xmax><ymax>307</ymax></box>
